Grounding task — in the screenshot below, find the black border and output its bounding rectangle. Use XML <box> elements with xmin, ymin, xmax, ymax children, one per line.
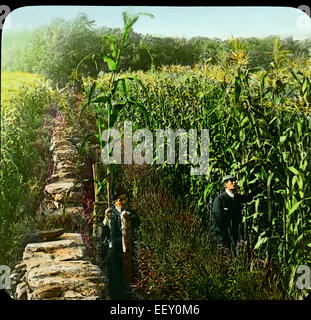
<box><xmin>1</xmin><ymin>0</ymin><xmax>310</xmax><ymax>314</ymax></box>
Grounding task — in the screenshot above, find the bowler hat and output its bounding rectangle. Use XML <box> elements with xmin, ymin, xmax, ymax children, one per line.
<box><xmin>221</xmin><ymin>175</ymin><xmax>237</xmax><ymax>184</ymax></box>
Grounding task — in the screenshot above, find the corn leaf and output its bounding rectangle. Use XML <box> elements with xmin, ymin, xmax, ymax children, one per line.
<box><xmin>104</xmin><ymin>56</ymin><xmax>117</xmax><ymax>71</ymax></box>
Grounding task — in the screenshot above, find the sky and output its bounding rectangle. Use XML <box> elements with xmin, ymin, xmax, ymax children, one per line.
<box><xmin>3</xmin><ymin>5</ymin><xmax>311</xmax><ymax>40</ymax></box>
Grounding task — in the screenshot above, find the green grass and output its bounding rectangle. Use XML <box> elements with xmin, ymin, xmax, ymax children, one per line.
<box><xmin>0</xmin><ymin>71</ymin><xmax>53</xmax><ymax>268</ymax></box>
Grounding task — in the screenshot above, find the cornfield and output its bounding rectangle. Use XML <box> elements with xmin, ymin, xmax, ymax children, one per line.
<box><xmin>1</xmin><ymin>13</ymin><xmax>311</xmax><ymax>299</ymax></box>
<box><xmin>79</xmin><ymin>36</ymin><xmax>311</xmax><ymax>299</ymax></box>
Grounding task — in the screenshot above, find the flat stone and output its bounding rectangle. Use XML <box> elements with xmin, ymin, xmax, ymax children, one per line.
<box><xmin>53</xmin><ymin>139</ymin><xmax>70</xmax><ymax>146</ymax></box>
<box><xmin>58</xmin><ymin>233</ymin><xmax>84</xmax><ymax>244</ymax></box>
<box><xmin>39</xmin><ymin>228</ymin><xmax>64</xmax><ymax>240</ymax></box>
<box><xmin>26</xmin><ymin>260</ymin><xmax>106</xmax><ymax>295</ymax></box>
<box><xmin>55</xmin><ymin>162</ymin><xmax>78</xmax><ymax>172</ymax></box>
<box><xmin>24</xmin><ymin>239</ymin><xmax>80</xmax><ymax>253</ymax></box>
<box><xmin>44</xmin><ymin>179</ymin><xmax>75</xmax><ymax>195</ymax></box>
<box><xmin>29</xmin><ymin>284</ymin><xmax>63</xmax><ymax>300</ymax></box>
<box><xmin>52</xmin><ymin>191</ymin><xmax>82</xmax><ymax>204</ymax></box>
<box><xmin>63</xmin><ymin>290</ymin><xmax>84</xmax><ymax>299</ymax></box>
<box><xmin>53</xmin><ymin>151</ymin><xmax>77</xmax><ymax>163</ymax></box>
<box><xmin>53</xmin><ymin>149</ymin><xmax>76</xmax><ymax>155</ymax></box>
<box><xmin>50</xmin><ymin>206</ymin><xmax>84</xmax><ymax>218</ymax></box>
<box><xmin>54</xmin><ymin>133</ymin><xmax>71</xmax><ymax>140</ymax></box>
<box><xmin>24</xmin><ymin>246</ymin><xmax>86</xmax><ymax>266</ymax></box>
<box><xmin>23</xmin><ymin>243</ymin><xmax>87</xmax><ymax>269</ymax></box>
<box><xmin>49</xmin><ymin>171</ymin><xmax>76</xmax><ymax>183</ymax></box>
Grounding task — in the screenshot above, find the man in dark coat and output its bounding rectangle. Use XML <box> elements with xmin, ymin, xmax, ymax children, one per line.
<box><xmin>101</xmin><ymin>186</ymin><xmax>139</xmax><ymax>299</ymax></box>
<box><xmin>212</xmin><ymin>175</ymin><xmax>264</xmax><ymax>251</ymax></box>
<box><xmin>101</xmin><ymin>187</ymin><xmax>126</xmax><ymax>298</ymax></box>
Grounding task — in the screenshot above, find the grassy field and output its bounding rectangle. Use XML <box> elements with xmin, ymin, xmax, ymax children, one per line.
<box><xmin>0</xmin><ymin>71</ymin><xmax>52</xmax><ymax>268</ymax></box>
<box><xmin>1</xmin><ymin>71</ymin><xmax>45</xmax><ymax>107</ymax></box>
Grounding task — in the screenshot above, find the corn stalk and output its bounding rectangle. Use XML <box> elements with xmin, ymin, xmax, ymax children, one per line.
<box><xmin>77</xmin><ymin>11</ymin><xmax>153</xmax><ymax>237</ymax></box>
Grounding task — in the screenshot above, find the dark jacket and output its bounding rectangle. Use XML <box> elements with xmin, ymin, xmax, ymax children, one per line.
<box><xmin>101</xmin><ymin>205</ymin><xmax>122</xmax><ymax>256</ymax></box>
<box><xmin>212</xmin><ymin>187</ymin><xmax>262</xmax><ymax>249</ymax></box>
<box><xmin>101</xmin><ymin>205</ymin><xmax>140</xmax><ymax>263</ymax></box>
<box><xmin>101</xmin><ymin>205</ymin><xmax>140</xmax><ymax>297</ymax></box>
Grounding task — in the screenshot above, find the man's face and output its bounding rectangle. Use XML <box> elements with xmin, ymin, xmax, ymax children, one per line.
<box><xmin>224</xmin><ymin>179</ymin><xmax>238</xmax><ymax>192</ymax></box>
<box><xmin>114</xmin><ymin>194</ymin><xmax>127</xmax><ymax>210</ymax></box>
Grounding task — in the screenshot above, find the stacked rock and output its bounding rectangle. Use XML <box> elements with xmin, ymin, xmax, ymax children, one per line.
<box><xmin>9</xmin><ymin>113</ymin><xmax>109</xmax><ymax>300</ymax></box>
<box><xmin>38</xmin><ymin>115</ymin><xmax>84</xmax><ymax>228</ymax></box>
<box><xmin>10</xmin><ymin>232</ymin><xmax>108</xmax><ymax>300</ymax></box>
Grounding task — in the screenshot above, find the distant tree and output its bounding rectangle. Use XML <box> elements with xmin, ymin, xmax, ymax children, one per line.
<box><xmin>3</xmin><ymin>13</ymin><xmax>310</xmax><ymax>85</ymax></box>
<box><xmin>24</xmin><ymin>13</ymin><xmax>103</xmax><ymax>86</ymax></box>
<box><xmin>188</xmin><ymin>37</ymin><xmax>227</xmax><ymax>65</ymax></box>
<box><xmin>1</xmin><ymin>30</ymin><xmax>37</xmax><ymax>71</ymax></box>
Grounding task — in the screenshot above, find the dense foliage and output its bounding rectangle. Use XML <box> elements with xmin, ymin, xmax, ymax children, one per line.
<box><xmin>2</xmin><ymin>13</ymin><xmax>311</xmax><ymax>86</ymax></box>
<box><xmin>77</xmin><ymin>34</ymin><xmax>311</xmax><ymax>299</ymax></box>
<box><xmin>0</xmin><ymin>72</ymin><xmax>53</xmax><ymax>267</ymax></box>
<box><xmin>1</xmin><ymin>12</ymin><xmax>310</xmax><ymax>299</ymax></box>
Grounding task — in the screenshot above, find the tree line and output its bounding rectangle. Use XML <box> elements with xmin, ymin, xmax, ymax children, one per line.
<box><xmin>2</xmin><ymin>12</ymin><xmax>311</xmax><ymax>87</ymax></box>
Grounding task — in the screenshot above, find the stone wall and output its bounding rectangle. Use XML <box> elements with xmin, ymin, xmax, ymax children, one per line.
<box><xmin>11</xmin><ymin>233</ymin><xmax>108</xmax><ymax>300</ymax></box>
<box><xmin>10</xmin><ymin>112</ymin><xmax>108</xmax><ymax>300</ymax></box>
<box><xmin>38</xmin><ymin>113</ymin><xmax>84</xmax><ymax>226</ymax></box>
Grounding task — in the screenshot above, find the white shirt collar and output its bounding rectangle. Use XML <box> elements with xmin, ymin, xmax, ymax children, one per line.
<box><xmin>114</xmin><ymin>204</ymin><xmax>122</xmax><ymax>213</ymax></box>
<box><xmin>225</xmin><ymin>189</ymin><xmax>235</xmax><ymax>198</ymax></box>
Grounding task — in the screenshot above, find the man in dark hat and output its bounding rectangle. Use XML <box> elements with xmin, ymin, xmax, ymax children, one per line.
<box><xmin>101</xmin><ymin>186</ymin><xmax>127</xmax><ymax>298</ymax></box>
<box><xmin>212</xmin><ymin>175</ymin><xmax>264</xmax><ymax>251</ymax></box>
<box><xmin>101</xmin><ymin>186</ymin><xmax>139</xmax><ymax>299</ymax></box>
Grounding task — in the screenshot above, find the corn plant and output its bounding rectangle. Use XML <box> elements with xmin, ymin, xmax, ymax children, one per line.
<box><xmin>77</xmin><ymin>11</ymin><xmax>153</xmax><ymax>236</ymax></box>
<box><xmin>76</xmin><ymin>36</ymin><xmax>310</xmax><ymax>298</ymax></box>
<box><xmin>289</xmin><ymin>68</ymin><xmax>311</xmax><ymax>109</ymax></box>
